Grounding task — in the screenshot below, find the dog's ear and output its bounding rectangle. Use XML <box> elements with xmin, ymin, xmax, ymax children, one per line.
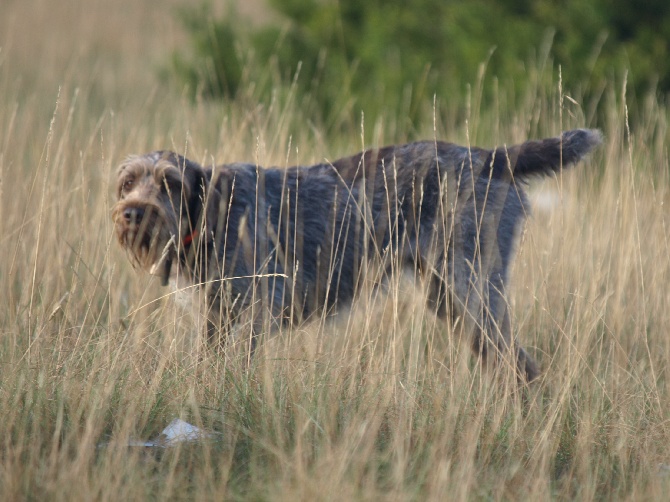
<box><xmin>202</xmin><ymin>167</ymin><xmax>233</xmax><ymax>243</ymax></box>
<box><xmin>171</xmin><ymin>154</ymin><xmax>231</xmax><ymax>244</ymax></box>
<box><xmin>158</xmin><ymin>151</ymin><xmax>209</xmax><ymax>229</ymax></box>
<box><xmin>180</xmin><ymin>156</ymin><xmax>210</xmax><ymax>229</ymax></box>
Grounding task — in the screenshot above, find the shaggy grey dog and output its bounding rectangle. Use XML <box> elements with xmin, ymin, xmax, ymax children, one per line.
<box><xmin>113</xmin><ymin>129</ymin><xmax>601</xmax><ymax>382</ymax></box>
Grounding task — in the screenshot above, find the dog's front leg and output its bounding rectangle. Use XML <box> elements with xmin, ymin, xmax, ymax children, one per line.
<box><xmin>204</xmin><ymin>292</ymin><xmax>231</xmax><ymax>354</ymax></box>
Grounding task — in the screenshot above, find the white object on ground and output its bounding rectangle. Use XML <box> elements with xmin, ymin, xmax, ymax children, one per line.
<box><xmin>98</xmin><ymin>418</ymin><xmax>215</xmax><ymax>449</ymax></box>
<box><xmin>157</xmin><ymin>418</ymin><xmax>213</xmax><ymax>446</ymax></box>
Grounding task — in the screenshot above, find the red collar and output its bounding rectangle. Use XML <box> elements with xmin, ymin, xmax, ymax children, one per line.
<box><xmin>182</xmin><ymin>230</ymin><xmax>199</xmax><ymax>246</ymax></box>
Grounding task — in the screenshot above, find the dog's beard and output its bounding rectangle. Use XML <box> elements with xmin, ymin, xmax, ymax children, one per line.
<box><xmin>114</xmin><ymin>205</ymin><xmax>176</xmax><ymax>274</ymax></box>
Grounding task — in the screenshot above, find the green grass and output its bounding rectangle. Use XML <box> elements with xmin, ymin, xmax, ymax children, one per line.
<box><xmin>1</xmin><ymin>0</ymin><xmax>670</xmax><ymax>500</ymax></box>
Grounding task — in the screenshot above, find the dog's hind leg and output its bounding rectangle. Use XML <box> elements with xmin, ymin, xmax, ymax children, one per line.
<box><xmin>424</xmin><ymin>205</ymin><xmax>539</xmax><ymax>383</ymax></box>
<box><xmin>478</xmin><ymin>272</ymin><xmax>539</xmax><ymax>383</ymax></box>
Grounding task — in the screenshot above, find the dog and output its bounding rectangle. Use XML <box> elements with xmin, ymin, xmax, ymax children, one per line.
<box><xmin>112</xmin><ymin>129</ymin><xmax>601</xmax><ymax>382</ymax></box>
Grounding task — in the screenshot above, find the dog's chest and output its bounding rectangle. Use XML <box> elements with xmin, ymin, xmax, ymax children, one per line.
<box><xmin>169</xmin><ymin>274</ymin><xmax>200</xmax><ymax>312</ymax></box>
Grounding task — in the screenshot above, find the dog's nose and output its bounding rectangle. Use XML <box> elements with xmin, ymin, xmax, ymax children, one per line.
<box><xmin>123</xmin><ymin>206</ymin><xmax>145</xmax><ymax>225</ymax></box>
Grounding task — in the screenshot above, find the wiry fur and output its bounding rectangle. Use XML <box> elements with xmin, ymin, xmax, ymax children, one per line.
<box><xmin>112</xmin><ymin>129</ymin><xmax>602</xmax><ymax>382</ymax></box>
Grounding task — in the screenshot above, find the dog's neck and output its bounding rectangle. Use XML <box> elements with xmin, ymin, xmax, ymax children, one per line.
<box><xmin>160</xmin><ymin>172</ymin><xmax>209</xmax><ymax>286</ymax></box>
<box><xmin>176</xmin><ymin>183</ymin><xmax>207</xmax><ymax>282</ymax></box>
<box><xmin>175</xmin><ymin>202</ymin><xmax>217</xmax><ymax>280</ymax></box>
<box><xmin>182</xmin><ymin>229</ymin><xmax>199</xmax><ymax>246</ymax></box>
<box><xmin>159</xmin><ymin>230</ymin><xmax>210</xmax><ymax>286</ymax></box>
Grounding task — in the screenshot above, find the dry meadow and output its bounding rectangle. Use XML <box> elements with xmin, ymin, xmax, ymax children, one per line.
<box><xmin>1</xmin><ymin>0</ymin><xmax>670</xmax><ymax>499</ymax></box>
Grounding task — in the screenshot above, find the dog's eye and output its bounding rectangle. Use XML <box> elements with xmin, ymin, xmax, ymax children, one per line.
<box><xmin>122</xmin><ymin>178</ymin><xmax>134</xmax><ymax>192</ymax></box>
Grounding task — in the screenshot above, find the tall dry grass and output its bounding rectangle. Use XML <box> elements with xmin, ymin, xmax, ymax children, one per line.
<box><xmin>1</xmin><ymin>0</ymin><xmax>670</xmax><ymax>500</ymax></box>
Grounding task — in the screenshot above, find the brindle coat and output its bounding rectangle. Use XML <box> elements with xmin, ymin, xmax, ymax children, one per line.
<box><xmin>112</xmin><ymin>129</ymin><xmax>602</xmax><ymax>382</ymax></box>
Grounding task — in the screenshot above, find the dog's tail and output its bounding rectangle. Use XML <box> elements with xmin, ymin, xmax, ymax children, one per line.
<box><xmin>488</xmin><ymin>128</ymin><xmax>602</xmax><ymax>180</ymax></box>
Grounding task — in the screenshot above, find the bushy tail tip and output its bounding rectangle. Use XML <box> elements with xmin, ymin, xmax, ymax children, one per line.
<box><xmin>503</xmin><ymin>128</ymin><xmax>603</xmax><ymax>179</ymax></box>
<box><xmin>560</xmin><ymin>128</ymin><xmax>603</xmax><ymax>165</ymax></box>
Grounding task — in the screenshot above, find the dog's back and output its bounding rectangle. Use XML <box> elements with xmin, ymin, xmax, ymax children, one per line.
<box><xmin>320</xmin><ymin>128</ymin><xmax>601</xmax><ymax>259</ymax></box>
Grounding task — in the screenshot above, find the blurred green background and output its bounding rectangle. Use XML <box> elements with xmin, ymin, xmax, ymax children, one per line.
<box><xmin>170</xmin><ymin>0</ymin><xmax>670</xmax><ymax>131</ymax></box>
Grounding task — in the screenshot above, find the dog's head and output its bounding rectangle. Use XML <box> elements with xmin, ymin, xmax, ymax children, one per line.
<box><xmin>112</xmin><ymin>151</ymin><xmax>209</xmax><ymax>283</ymax></box>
